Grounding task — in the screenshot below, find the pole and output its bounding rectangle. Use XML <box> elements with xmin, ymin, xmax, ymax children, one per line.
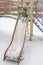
<box><xmin>29</xmin><ymin>0</ymin><xmax>34</xmax><ymax>41</ymax></box>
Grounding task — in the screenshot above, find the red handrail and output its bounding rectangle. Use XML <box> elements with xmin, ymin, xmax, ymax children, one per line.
<box><xmin>18</xmin><ymin>20</ymin><xmax>28</xmax><ymax>64</ymax></box>
<box><xmin>4</xmin><ymin>19</ymin><xmax>18</xmax><ymax>60</ymax></box>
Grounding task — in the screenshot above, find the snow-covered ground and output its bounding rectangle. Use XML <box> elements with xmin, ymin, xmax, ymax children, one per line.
<box><xmin>0</xmin><ymin>17</ymin><xmax>43</xmax><ymax>65</ymax></box>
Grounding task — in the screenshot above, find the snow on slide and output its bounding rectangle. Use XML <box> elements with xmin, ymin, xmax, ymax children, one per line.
<box><xmin>5</xmin><ymin>19</ymin><xmax>26</xmax><ymax>61</ymax></box>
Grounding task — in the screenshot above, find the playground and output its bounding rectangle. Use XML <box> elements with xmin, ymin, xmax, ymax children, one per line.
<box><xmin>0</xmin><ymin>0</ymin><xmax>43</xmax><ymax>65</ymax></box>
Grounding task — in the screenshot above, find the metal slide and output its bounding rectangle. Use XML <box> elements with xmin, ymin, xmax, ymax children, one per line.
<box><xmin>32</xmin><ymin>18</ymin><xmax>43</xmax><ymax>32</ymax></box>
<box><xmin>4</xmin><ymin>18</ymin><xmax>26</xmax><ymax>64</ymax></box>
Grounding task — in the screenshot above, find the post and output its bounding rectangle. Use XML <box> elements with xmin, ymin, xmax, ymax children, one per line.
<box><xmin>29</xmin><ymin>0</ymin><xmax>34</xmax><ymax>41</ymax></box>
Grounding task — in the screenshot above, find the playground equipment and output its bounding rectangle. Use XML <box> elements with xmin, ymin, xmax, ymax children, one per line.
<box><xmin>0</xmin><ymin>0</ymin><xmax>31</xmax><ymax>64</ymax></box>
<box><xmin>0</xmin><ymin>0</ymin><xmax>34</xmax><ymax>64</ymax></box>
<box><xmin>0</xmin><ymin>0</ymin><xmax>43</xmax><ymax>64</ymax></box>
<box><xmin>0</xmin><ymin>0</ymin><xmax>25</xmax><ymax>64</ymax></box>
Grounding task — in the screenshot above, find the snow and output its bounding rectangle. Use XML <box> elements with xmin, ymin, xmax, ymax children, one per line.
<box><xmin>0</xmin><ymin>17</ymin><xmax>43</xmax><ymax>65</ymax></box>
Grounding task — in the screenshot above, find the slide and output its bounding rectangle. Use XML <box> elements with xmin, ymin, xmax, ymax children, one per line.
<box><xmin>32</xmin><ymin>18</ymin><xmax>43</xmax><ymax>32</ymax></box>
<box><xmin>4</xmin><ymin>18</ymin><xmax>27</xmax><ymax>63</ymax></box>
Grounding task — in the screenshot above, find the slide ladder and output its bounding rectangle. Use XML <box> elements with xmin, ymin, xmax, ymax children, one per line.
<box><xmin>35</xmin><ymin>16</ymin><xmax>43</xmax><ymax>26</ymax></box>
<box><xmin>32</xmin><ymin>18</ymin><xmax>43</xmax><ymax>32</ymax></box>
<box><xmin>36</xmin><ymin>13</ymin><xmax>43</xmax><ymax>26</ymax></box>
